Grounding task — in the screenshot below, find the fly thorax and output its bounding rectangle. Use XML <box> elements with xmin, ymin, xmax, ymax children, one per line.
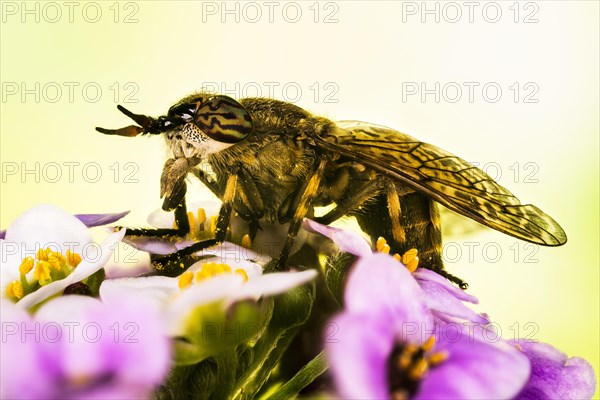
<box><xmin>166</xmin><ymin>123</ymin><xmax>236</xmax><ymax>159</ymax></box>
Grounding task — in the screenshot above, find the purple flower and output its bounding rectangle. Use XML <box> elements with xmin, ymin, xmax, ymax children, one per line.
<box><xmin>0</xmin><ymin>293</ymin><xmax>171</xmax><ymax>399</ymax></box>
<box><xmin>510</xmin><ymin>340</ymin><xmax>596</xmax><ymax>399</ymax></box>
<box><xmin>326</xmin><ymin>253</ymin><xmax>530</xmax><ymax>399</ymax></box>
<box><xmin>304</xmin><ymin>219</ymin><xmax>489</xmax><ymax>325</ymax></box>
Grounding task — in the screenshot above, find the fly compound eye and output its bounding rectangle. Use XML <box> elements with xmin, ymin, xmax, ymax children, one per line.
<box><xmin>194</xmin><ymin>96</ymin><xmax>252</xmax><ymax>143</ymax></box>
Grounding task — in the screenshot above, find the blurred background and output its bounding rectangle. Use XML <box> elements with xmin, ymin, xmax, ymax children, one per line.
<box><xmin>1</xmin><ymin>0</ymin><xmax>598</xmax><ymax>394</ymax></box>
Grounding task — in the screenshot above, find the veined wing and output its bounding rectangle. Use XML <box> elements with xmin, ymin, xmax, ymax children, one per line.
<box><xmin>315</xmin><ymin>121</ymin><xmax>567</xmax><ymax>246</ymax></box>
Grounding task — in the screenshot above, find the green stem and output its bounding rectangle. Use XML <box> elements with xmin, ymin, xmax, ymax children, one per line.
<box><xmin>264</xmin><ymin>351</ymin><xmax>328</xmax><ymax>400</ymax></box>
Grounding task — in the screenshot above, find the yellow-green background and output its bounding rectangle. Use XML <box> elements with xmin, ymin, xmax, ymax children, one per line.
<box><xmin>1</xmin><ymin>1</ymin><xmax>598</xmax><ymax>395</ymax></box>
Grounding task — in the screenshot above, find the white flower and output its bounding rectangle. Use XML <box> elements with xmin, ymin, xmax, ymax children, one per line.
<box><xmin>100</xmin><ymin>249</ymin><xmax>317</xmax><ymax>337</ymax></box>
<box><xmin>0</xmin><ymin>204</ymin><xmax>125</xmax><ymax>309</ymax></box>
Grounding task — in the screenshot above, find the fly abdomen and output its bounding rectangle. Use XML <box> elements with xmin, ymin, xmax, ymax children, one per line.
<box><xmin>354</xmin><ymin>191</ymin><xmax>444</xmax><ymax>271</ymax></box>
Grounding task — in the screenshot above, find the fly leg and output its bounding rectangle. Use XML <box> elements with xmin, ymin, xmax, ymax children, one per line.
<box><xmin>268</xmin><ymin>159</ymin><xmax>328</xmax><ymax>271</ymax></box>
<box><xmin>312</xmin><ymin>179</ymin><xmax>385</xmax><ymax>225</ymax></box>
<box><xmin>150</xmin><ymin>172</ymin><xmax>239</xmax><ymax>276</ymax></box>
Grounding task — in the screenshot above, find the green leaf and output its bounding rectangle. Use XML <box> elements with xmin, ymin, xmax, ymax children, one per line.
<box><xmin>174</xmin><ymin>299</ymin><xmax>272</xmax><ymax>365</ymax></box>
<box><xmin>324</xmin><ymin>252</ymin><xmax>356</xmax><ymax>306</ymax></box>
<box><xmin>264</xmin><ymin>351</ymin><xmax>328</xmax><ymax>400</ymax></box>
<box><xmin>228</xmin><ymin>281</ymin><xmax>316</xmax><ymax>400</ymax></box>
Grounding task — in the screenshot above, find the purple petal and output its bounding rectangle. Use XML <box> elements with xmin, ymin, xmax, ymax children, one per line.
<box><xmin>418</xmin><ymin>278</ymin><xmax>489</xmax><ymax>325</ymax></box>
<box><xmin>414</xmin><ymin>268</ymin><xmax>479</xmax><ymax>304</ymax></box>
<box><xmin>303</xmin><ymin>219</ymin><xmax>372</xmax><ymax>257</ymax></box>
<box><xmin>0</xmin><ymin>230</ymin><xmax>5</xmax><ymax>239</ymax></box>
<box><xmin>1</xmin><ymin>300</ymin><xmax>54</xmax><ymax>399</ymax></box>
<box><xmin>415</xmin><ymin>325</ymin><xmax>530</xmax><ymax>400</ymax></box>
<box><xmin>511</xmin><ymin>340</ymin><xmax>596</xmax><ymax>400</ymax></box>
<box><xmin>35</xmin><ymin>294</ymin><xmax>171</xmax><ymax>397</ymax></box>
<box><xmin>74</xmin><ymin>211</ymin><xmax>130</xmax><ymax>228</ymax></box>
<box><xmin>327</xmin><ymin>313</ymin><xmax>395</xmax><ymax>399</ymax></box>
<box><xmin>122</xmin><ymin>236</ymin><xmax>179</xmax><ymax>255</ymax></box>
<box><xmin>344</xmin><ymin>253</ymin><xmax>433</xmax><ymax>343</ymax></box>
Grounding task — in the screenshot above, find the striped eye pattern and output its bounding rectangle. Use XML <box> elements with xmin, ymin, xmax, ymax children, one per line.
<box><xmin>194</xmin><ymin>96</ymin><xmax>253</xmax><ymax>143</ymax></box>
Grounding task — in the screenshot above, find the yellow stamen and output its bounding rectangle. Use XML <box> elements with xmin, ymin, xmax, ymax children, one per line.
<box><xmin>235</xmin><ymin>268</ymin><xmax>248</xmax><ymax>282</ymax></box>
<box><xmin>47</xmin><ymin>253</ymin><xmax>62</xmax><ymax>271</ymax></box>
<box><xmin>187</xmin><ymin>211</ymin><xmax>196</xmax><ymax>232</ymax></box>
<box><xmin>19</xmin><ymin>257</ymin><xmax>34</xmax><ymax>274</ymax></box>
<box><xmin>5</xmin><ymin>280</ymin><xmax>24</xmax><ymax>300</ymax></box>
<box><xmin>422</xmin><ymin>336</ymin><xmax>436</xmax><ymax>352</ymax></box>
<box><xmin>402</xmin><ymin>249</ymin><xmax>419</xmax><ymax>273</ymax></box>
<box><xmin>66</xmin><ymin>250</ymin><xmax>82</xmax><ymax>268</ymax></box>
<box><xmin>392</xmin><ymin>391</ymin><xmax>409</xmax><ymax>400</ymax></box>
<box><xmin>408</xmin><ymin>358</ymin><xmax>429</xmax><ymax>380</ymax></box>
<box><xmin>197</xmin><ymin>208</ymin><xmax>206</xmax><ymax>229</ymax></box>
<box><xmin>397</xmin><ymin>343</ymin><xmax>418</xmax><ymax>370</ymax></box>
<box><xmin>398</xmin><ymin>349</ymin><xmax>413</xmax><ymax>370</ymax></box>
<box><xmin>376</xmin><ymin>237</ymin><xmax>388</xmax><ymax>253</ymax></box>
<box><xmin>392</xmin><ymin>253</ymin><xmax>401</xmax><ymax>262</ymax></box>
<box><xmin>514</xmin><ymin>343</ymin><xmax>523</xmax><ymax>352</ymax></box>
<box><xmin>218</xmin><ymin>263</ymin><xmax>232</xmax><ymax>273</ymax></box>
<box><xmin>36</xmin><ymin>248</ymin><xmax>50</xmax><ymax>262</ymax></box>
<box><xmin>241</xmin><ymin>234</ymin><xmax>252</xmax><ymax>249</ymax></box>
<box><xmin>178</xmin><ymin>271</ymin><xmax>194</xmax><ymax>289</ymax></box>
<box><xmin>429</xmin><ymin>351</ymin><xmax>449</xmax><ymax>366</ymax></box>
<box><xmin>195</xmin><ymin>270</ymin><xmax>212</xmax><ymax>282</ymax></box>
<box><xmin>34</xmin><ymin>261</ymin><xmax>52</xmax><ymax>285</ymax></box>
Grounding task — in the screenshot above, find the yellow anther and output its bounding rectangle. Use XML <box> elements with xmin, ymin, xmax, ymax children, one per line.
<box><xmin>402</xmin><ymin>249</ymin><xmax>419</xmax><ymax>273</ymax></box>
<box><xmin>513</xmin><ymin>343</ymin><xmax>523</xmax><ymax>352</ymax></box>
<box><xmin>235</xmin><ymin>268</ymin><xmax>249</xmax><ymax>282</ymax></box>
<box><xmin>6</xmin><ymin>280</ymin><xmax>24</xmax><ymax>300</ymax></box>
<box><xmin>217</xmin><ymin>263</ymin><xmax>232</xmax><ymax>273</ymax></box>
<box><xmin>241</xmin><ymin>234</ymin><xmax>252</xmax><ymax>249</ymax></box>
<box><xmin>197</xmin><ymin>208</ymin><xmax>206</xmax><ymax>227</ymax></box>
<box><xmin>428</xmin><ymin>351</ymin><xmax>449</xmax><ymax>366</ymax></box>
<box><xmin>34</xmin><ymin>261</ymin><xmax>52</xmax><ymax>285</ymax></box>
<box><xmin>178</xmin><ymin>271</ymin><xmax>194</xmax><ymax>289</ymax></box>
<box><xmin>398</xmin><ymin>350</ymin><xmax>413</xmax><ymax>370</ymax></box>
<box><xmin>47</xmin><ymin>254</ymin><xmax>62</xmax><ymax>270</ymax></box>
<box><xmin>201</xmin><ymin>262</ymin><xmax>218</xmax><ymax>275</ymax></box>
<box><xmin>36</xmin><ymin>248</ymin><xmax>50</xmax><ymax>261</ymax></box>
<box><xmin>19</xmin><ymin>257</ymin><xmax>34</xmax><ymax>274</ymax></box>
<box><xmin>408</xmin><ymin>358</ymin><xmax>429</xmax><ymax>380</ymax></box>
<box><xmin>195</xmin><ymin>270</ymin><xmax>212</xmax><ymax>282</ymax></box>
<box><xmin>392</xmin><ymin>390</ymin><xmax>409</xmax><ymax>400</ymax></box>
<box><xmin>422</xmin><ymin>336</ymin><xmax>436</xmax><ymax>352</ymax></box>
<box><xmin>187</xmin><ymin>211</ymin><xmax>196</xmax><ymax>231</ymax></box>
<box><xmin>50</xmin><ymin>251</ymin><xmax>66</xmax><ymax>263</ymax></box>
<box><xmin>392</xmin><ymin>253</ymin><xmax>401</xmax><ymax>262</ymax></box>
<box><xmin>376</xmin><ymin>237</ymin><xmax>387</xmax><ymax>253</ymax></box>
<box><xmin>66</xmin><ymin>250</ymin><xmax>82</xmax><ymax>268</ymax></box>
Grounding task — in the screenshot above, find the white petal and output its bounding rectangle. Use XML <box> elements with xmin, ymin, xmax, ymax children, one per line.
<box><xmin>192</xmin><ymin>241</ymin><xmax>271</xmax><ymax>265</ymax></box>
<box><xmin>0</xmin><ymin>239</ymin><xmax>20</xmax><ymax>299</ymax></box>
<box><xmin>35</xmin><ymin>294</ymin><xmax>103</xmax><ymax>323</ymax></box>
<box><xmin>147</xmin><ymin>201</ymin><xmax>222</xmax><ymax>229</ymax></box>
<box><xmin>189</xmin><ymin>255</ymin><xmax>264</xmax><ymax>280</ymax></box>
<box><xmin>5</xmin><ymin>204</ymin><xmax>93</xmax><ymax>254</ymax></box>
<box><xmin>103</xmin><ymin>242</ymin><xmax>153</xmax><ymax>279</ymax></box>
<box><xmin>15</xmin><ymin>229</ymin><xmax>126</xmax><ymax>309</ymax></box>
<box><xmin>230</xmin><ymin>270</ymin><xmax>318</xmax><ymax>303</ymax></box>
<box><xmin>100</xmin><ymin>275</ymin><xmax>177</xmax><ymax>311</ymax></box>
<box><xmin>167</xmin><ymin>274</ymin><xmax>244</xmax><ymax>336</ymax></box>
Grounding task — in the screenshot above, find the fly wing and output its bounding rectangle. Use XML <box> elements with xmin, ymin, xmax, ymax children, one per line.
<box><xmin>315</xmin><ymin>121</ymin><xmax>567</xmax><ymax>246</ymax></box>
